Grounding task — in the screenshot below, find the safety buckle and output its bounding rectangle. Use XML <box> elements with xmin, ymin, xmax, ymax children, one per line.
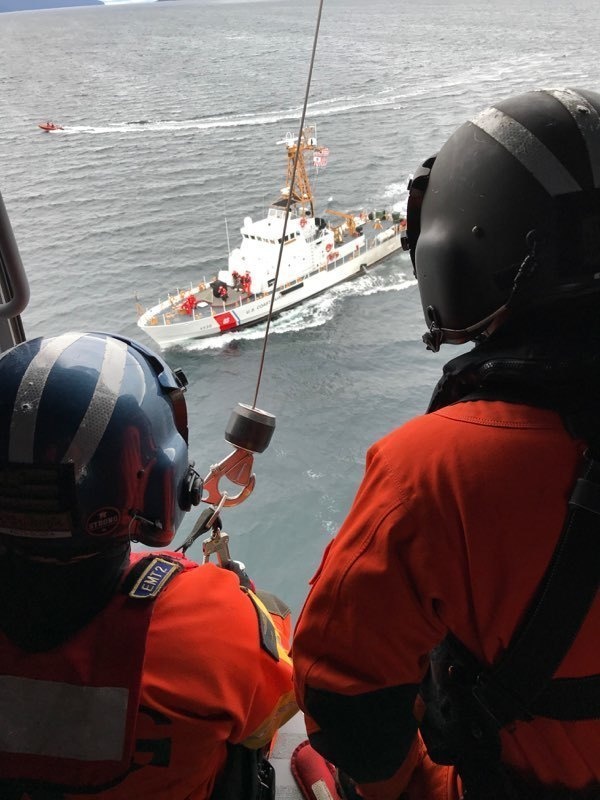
<box><xmin>472</xmin><ymin>673</ymin><xmax>533</xmax><ymax>728</ymax></box>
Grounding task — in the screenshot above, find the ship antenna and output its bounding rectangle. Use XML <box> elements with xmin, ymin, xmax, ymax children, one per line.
<box><xmin>224</xmin><ymin>214</ymin><xmax>231</xmax><ymax>255</ymax></box>
<box><xmin>252</xmin><ymin>0</ymin><xmax>325</xmax><ymax>410</ymax></box>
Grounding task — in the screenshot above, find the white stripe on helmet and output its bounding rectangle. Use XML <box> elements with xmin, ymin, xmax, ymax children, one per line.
<box><xmin>9</xmin><ymin>332</ymin><xmax>87</xmax><ymax>464</ymax></box>
<box><xmin>544</xmin><ymin>87</ymin><xmax>600</xmax><ymax>188</ymax></box>
<box><xmin>61</xmin><ymin>337</ymin><xmax>128</xmax><ymax>481</ymax></box>
<box><xmin>470</xmin><ymin>106</ymin><xmax>581</xmax><ymax>196</ymax></box>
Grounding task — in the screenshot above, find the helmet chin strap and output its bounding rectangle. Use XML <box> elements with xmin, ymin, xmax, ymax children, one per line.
<box><xmin>423</xmin><ymin>231</ymin><xmax>539</xmax><ymax>352</ymax></box>
<box><xmin>423</xmin><ymin>305</ymin><xmax>510</xmax><ymax>352</ymax></box>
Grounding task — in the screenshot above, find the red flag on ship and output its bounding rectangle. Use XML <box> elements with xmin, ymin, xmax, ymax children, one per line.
<box><xmin>313</xmin><ymin>147</ymin><xmax>329</xmax><ymax>168</ymax></box>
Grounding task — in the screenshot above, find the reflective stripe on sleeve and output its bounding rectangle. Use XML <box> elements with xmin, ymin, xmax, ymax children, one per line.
<box><xmin>61</xmin><ymin>337</ymin><xmax>128</xmax><ymax>480</ymax></box>
<box><xmin>0</xmin><ymin>675</ymin><xmax>128</xmax><ymax>761</ymax></box>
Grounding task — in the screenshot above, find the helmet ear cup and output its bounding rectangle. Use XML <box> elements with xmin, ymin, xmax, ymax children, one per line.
<box><xmin>406</xmin><ymin>155</ymin><xmax>436</xmax><ymax>275</ymax></box>
<box><xmin>180</xmin><ymin>465</ymin><xmax>203</xmax><ymax>512</ymax></box>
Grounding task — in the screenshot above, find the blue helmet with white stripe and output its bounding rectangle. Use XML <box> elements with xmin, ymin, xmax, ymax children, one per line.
<box><xmin>406</xmin><ymin>87</ymin><xmax>600</xmax><ymax>351</ymax></box>
<box><xmin>0</xmin><ymin>332</ymin><xmax>199</xmax><ymax>557</ymax></box>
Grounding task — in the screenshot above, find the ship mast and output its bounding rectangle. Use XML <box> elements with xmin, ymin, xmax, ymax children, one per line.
<box><xmin>281</xmin><ymin>125</ymin><xmax>326</xmax><ymax>218</ymax></box>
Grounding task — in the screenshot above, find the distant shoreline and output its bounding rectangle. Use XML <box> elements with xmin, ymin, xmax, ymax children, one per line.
<box><xmin>1</xmin><ymin>0</ymin><xmax>104</xmax><ymax>11</ymax></box>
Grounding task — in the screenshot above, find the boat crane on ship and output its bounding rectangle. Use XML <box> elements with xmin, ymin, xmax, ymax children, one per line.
<box><xmin>136</xmin><ymin>124</ymin><xmax>408</xmax><ymax>348</ymax></box>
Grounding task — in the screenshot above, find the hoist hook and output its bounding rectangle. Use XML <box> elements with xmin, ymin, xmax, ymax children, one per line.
<box><xmin>200</xmin><ymin>403</ymin><xmax>275</xmax><ymax>508</ymax></box>
<box><xmin>202</xmin><ymin>447</ymin><xmax>256</xmax><ymax>507</ymax></box>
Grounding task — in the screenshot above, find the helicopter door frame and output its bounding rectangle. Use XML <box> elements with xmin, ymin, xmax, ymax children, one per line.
<box><xmin>0</xmin><ymin>189</ymin><xmax>29</xmax><ymax>353</ymax></box>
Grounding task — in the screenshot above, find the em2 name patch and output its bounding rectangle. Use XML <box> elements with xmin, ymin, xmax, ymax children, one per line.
<box><xmin>129</xmin><ymin>557</ymin><xmax>183</xmax><ymax>599</ymax></box>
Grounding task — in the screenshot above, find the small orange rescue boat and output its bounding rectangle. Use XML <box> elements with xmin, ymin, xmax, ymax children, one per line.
<box><xmin>38</xmin><ymin>121</ymin><xmax>64</xmax><ymax>132</ymax></box>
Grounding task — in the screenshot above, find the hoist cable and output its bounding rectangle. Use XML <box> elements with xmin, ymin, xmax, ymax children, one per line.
<box><xmin>252</xmin><ymin>0</ymin><xmax>325</xmax><ymax>409</ymax></box>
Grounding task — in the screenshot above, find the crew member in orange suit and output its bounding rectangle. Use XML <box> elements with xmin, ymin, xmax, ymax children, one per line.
<box><xmin>293</xmin><ymin>87</ymin><xmax>600</xmax><ymax>799</ymax></box>
<box><xmin>0</xmin><ymin>331</ymin><xmax>296</xmax><ymax>800</ymax></box>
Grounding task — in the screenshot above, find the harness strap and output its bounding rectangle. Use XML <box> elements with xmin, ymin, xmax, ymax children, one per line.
<box><xmin>472</xmin><ymin>455</ymin><xmax>600</xmax><ymax>726</ymax></box>
<box><xmin>529</xmin><ymin>673</ymin><xmax>600</xmax><ymax>720</ymax></box>
<box><xmin>421</xmin><ymin>344</ymin><xmax>600</xmax><ymax>795</ymax></box>
<box><xmin>447</xmin><ymin>392</ymin><xmax>600</xmax><ymax>727</ymax></box>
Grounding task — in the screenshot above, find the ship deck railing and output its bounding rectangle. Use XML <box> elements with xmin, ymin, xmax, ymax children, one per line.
<box><xmin>139</xmin><ymin>227</ymin><xmax>402</xmax><ymax>328</ymax></box>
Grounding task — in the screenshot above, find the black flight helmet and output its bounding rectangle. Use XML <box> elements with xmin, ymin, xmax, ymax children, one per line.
<box><xmin>406</xmin><ymin>87</ymin><xmax>600</xmax><ymax>351</ymax></box>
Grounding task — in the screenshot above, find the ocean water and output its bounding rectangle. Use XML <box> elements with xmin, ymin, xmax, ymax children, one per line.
<box><xmin>1</xmin><ymin>0</ymin><xmax>600</xmax><ymax>613</ymax></box>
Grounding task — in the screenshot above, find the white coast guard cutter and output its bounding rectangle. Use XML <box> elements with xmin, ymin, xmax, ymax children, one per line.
<box><xmin>136</xmin><ymin>125</ymin><xmax>407</xmax><ymax>348</ymax></box>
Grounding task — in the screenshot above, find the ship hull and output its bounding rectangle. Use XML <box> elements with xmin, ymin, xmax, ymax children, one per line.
<box><xmin>137</xmin><ymin>232</ymin><xmax>403</xmax><ymax>348</ymax></box>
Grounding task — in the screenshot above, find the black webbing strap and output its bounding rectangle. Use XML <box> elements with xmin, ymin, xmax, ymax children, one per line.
<box><xmin>472</xmin><ymin>455</ymin><xmax>600</xmax><ymax>725</ymax></box>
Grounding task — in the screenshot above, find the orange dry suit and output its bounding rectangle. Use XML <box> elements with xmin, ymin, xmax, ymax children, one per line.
<box><xmin>292</xmin><ymin>338</ymin><xmax>600</xmax><ymax>800</ymax></box>
<box><xmin>0</xmin><ymin>550</ymin><xmax>296</xmax><ymax>800</ymax></box>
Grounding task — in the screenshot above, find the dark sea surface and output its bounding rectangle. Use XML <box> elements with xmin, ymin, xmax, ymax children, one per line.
<box><xmin>1</xmin><ymin>0</ymin><xmax>600</xmax><ymax>613</ymax></box>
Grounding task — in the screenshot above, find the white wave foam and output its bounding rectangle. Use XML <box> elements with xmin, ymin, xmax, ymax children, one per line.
<box><xmin>57</xmin><ymin>91</ymin><xmax>427</xmax><ymax>136</ymax></box>
<box><xmin>382</xmin><ymin>182</ymin><xmax>409</xmax><ymax>206</ymax></box>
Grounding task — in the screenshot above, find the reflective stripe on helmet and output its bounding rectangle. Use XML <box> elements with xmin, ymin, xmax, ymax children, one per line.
<box><xmin>9</xmin><ymin>332</ymin><xmax>86</xmax><ymax>464</ymax></box>
<box><xmin>545</xmin><ymin>88</ymin><xmax>600</xmax><ymax>188</ymax></box>
<box><xmin>470</xmin><ymin>107</ymin><xmax>581</xmax><ymax>196</ymax></box>
<box><xmin>62</xmin><ymin>337</ymin><xmax>128</xmax><ymax>480</ymax></box>
<box><xmin>9</xmin><ymin>334</ymin><xmax>128</xmax><ymax>480</ymax></box>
